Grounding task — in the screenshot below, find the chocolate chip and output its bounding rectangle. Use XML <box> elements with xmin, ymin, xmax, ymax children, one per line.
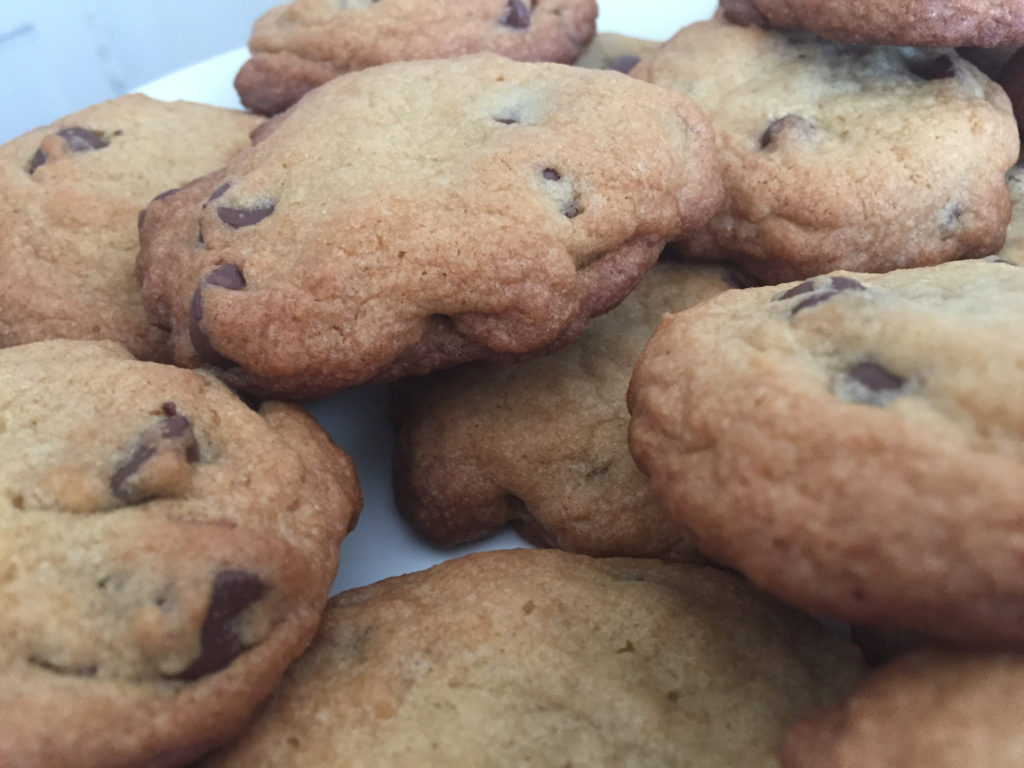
<box><xmin>838</xmin><ymin>362</ymin><xmax>909</xmax><ymax>406</ymax></box>
<box><xmin>940</xmin><ymin>200</ymin><xmax>966</xmax><ymax>240</ymax></box>
<box><xmin>189</xmin><ymin>265</ymin><xmax>245</xmax><ymax>368</ymax></box>
<box><xmin>28</xmin><ymin>126</ymin><xmax>109</xmax><ymax>173</ymax></box>
<box><xmin>760</xmin><ymin>114</ymin><xmax>815</xmax><ymax>149</ymax></box>
<box><xmin>155</xmin><ymin>187</ymin><xmax>180</xmax><ymax>202</ymax></box>
<box><xmin>563</xmin><ymin>201</ymin><xmax>580</xmax><ymax>219</ymax></box>
<box><xmin>217</xmin><ymin>203</ymin><xmax>275</xmax><ymax>229</ymax></box>
<box><xmin>207</xmin><ymin>183</ymin><xmax>230</xmax><ymax>204</ymax></box>
<box><xmin>908</xmin><ymin>54</ymin><xmax>956</xmax><ymax>81</ymax></box>
<box><xmin>849</xmin><ymin>362</ymin><xmax>905</xmax><ymax>392</ymax></box>
<box><xmin>542</xmin><ymin>168</ymin><xmax>561</xmax><ymax>181</ymax></box>
<box><xmin>784</xmin><ymin>276</ymin><xmax>866</xmax><ymax>315</ymax></box>
<box><xmin>501</xmin><ymin>0</ymin><xmax>531</xmax><ymax>29</ymax></box>
<box><xmin>173</xmin><ymin>570</ymin><xmax>268</xmax><ymax>681</ymax></box>
<box><xmin>494</xmin><ymin>115</ymin><xmax>519</xmax><ymax>125</ymax></box>
<box><xmin>605</xmin><ymin>54</ymin><xmax>640</xmax><ymax>73</ymax></box>
<box><xmin>110</xmin><ymin>404</ymin><xmax>200</xmax><ymax>503</ymax></box>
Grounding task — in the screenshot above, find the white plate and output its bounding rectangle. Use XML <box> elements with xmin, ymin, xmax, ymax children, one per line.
<box><xmin>136</xmin><ymin>1</ymin><xmax>717</xmax><ymax>594</ymax></box>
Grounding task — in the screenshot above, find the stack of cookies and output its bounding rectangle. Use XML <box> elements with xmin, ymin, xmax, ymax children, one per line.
<box><xmin>3</xmin><ymin>0</ymin><xmax>1024</xmax><ymax>765</ymax></box>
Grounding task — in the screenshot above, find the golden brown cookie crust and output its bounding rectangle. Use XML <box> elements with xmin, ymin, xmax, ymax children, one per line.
<box><xmin>632</xmin><ymin>18</ymin><xmax>1019</xmax><ymax>282</ymax></box>
<box><xmin>628</xmin><ymin>260</ymin><xmax>1024</xmax><ymax>649</ymax></box>
<box><xmin>0</xmin><ymin>340</ymin><xmax>361</xmax><ymax>768</ymax></box>
<box><xmin>391</xmin><ymin>261</ymin><xmax>735</xmax><ymax>560</ymax></box>
<box><xmin>139</xmin><ymin>55</ymin><xmax>723</xmax><ymax>399</ymax></box>
<box><xmin>237</xmin><ymin>0</ymin><xmax>598</xmax><ymax>114</ymax></box>
<box><xmin>721</xmin><ymin>0</ymin><xmax>1024</xmax><ymax>47</ymax></box>
<box><xmin>198</xmin><ymin>550</ymin><xmax>864</xmax><ymax>768</ymax></box>
<box><xmin>0</xmin><ymin>95</ymin><xmax>261</xmax><ymax>361</ymax></box>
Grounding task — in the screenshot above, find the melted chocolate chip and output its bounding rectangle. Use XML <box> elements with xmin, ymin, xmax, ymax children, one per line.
<box><xmin>542</xmin><ymin>168</ymin><xmax>561</xmax><ymax>181</ymax></box>
<box><xmin>605</xmin><ymin>54</ymin><xmax>640</xmax><ymax>73</ymax></box>
<box><xmin>848</xmin><ymin>362</ymin><xmax>905</xmax><ymax>393</ymax></box>
<box><xmin>501</xmin><ymin>0</ymin><xmax>531</xmax><ymax>29</ymax></box>
<box><xmin>908</xmin><ymin>54</ymin><xmax>956</xmax><ymax>81</ymax></box>
<box><xmin>217</xmin><ymin>203</ymin><xmax>275</xmax><ymax>229</ymax></box>
<box><xmin>28</xmin><ymin>126</ymin><xmax>109</xmax><ymax>173</ymax></box>
<box><xmin>110</xmin><ymin>404</ymin><xmax>200</xmax><ymax>503</ymax></box>
<box><xmin>173</xmin><ymin>570</ymin><xmax>268</xmax><ymax>681</ymax></box>
<box><xmin>189</xmin><ymin>265</ymin><xmax>245</xmax><ymax>368</ymax></box>
<box><xmin>776</xmin><ymin>279</ymin><xmax>817</xmax><ymax>301</ymax></box>
<box><xmin>760</xmin><ymin>114</ymin><xmax>815</xmax><ymax>149</ymax></box>
<box><xmin>494</xmin><ymin>115</ymin><xmax>519</xmax><ymax>125</ymax></box>
<box><xmin>789</xmin><ymin>276</ymin><xmax>866</xmax><ymax>315</ymax></box>
<box><xmin>207</xmin><ymin>183</ymin><xmax>230</xmax><ymax>204</ymax></box>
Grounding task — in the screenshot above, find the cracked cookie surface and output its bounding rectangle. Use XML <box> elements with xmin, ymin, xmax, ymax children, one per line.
<box><xmin>197</xmin><ymin>549</ymin><xmax>863</xmax><ymax>768</ymax></box>
<box><xmin>0</xmin><ymin>340</ymin><xmax>361</xmax><ymax>768</ymax></box>
<box><xmin>237</xmin><ymin>0</ymin><xmax>598</xmax><ymax>115</ymax></box>
<box><xmin>0</xmin><ymin>95</ymin><xmax>261</xmax><ymax>361</ymax></box>
<box><xmin>391</xmin><ymin>261</ymin><xmax>735</xmax><ymax>560</ymax></box>
<box><xmin>628</xmin><ymin>259</ymin><xmax>1024</xmax><ymax>649</ymax></box>
<box><xmin>139</xmin><ymin>55</ymin><xmax>722</xmax><ymax>399</ymax></box>
<box><xmin>631</xmin><ymin>17</ymin><xmax>1018</xmax><ymax>282</ymax></box>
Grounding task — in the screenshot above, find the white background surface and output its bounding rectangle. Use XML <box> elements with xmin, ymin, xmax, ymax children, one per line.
<box><xmin>11</xmin><ymin>0</ymin><xmax>717</xmax><ymax>593</ymax></box>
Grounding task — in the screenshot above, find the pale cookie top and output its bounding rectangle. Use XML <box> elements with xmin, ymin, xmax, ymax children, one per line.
<box><xmin>198</xmin><ymin>550</ymin><xmax>864</xmax><ymax>768</ymax></box>
<box><xmin>392</xmin><ymin>261</ymin><xmax>735</xmax><ymax>560</ymax></box>
<box><xmin>237</xmin><ymin>0</ymin><xmax>598</xmax><ymax>114</ymax></box>
<box><xmin>0</xmin><ymin>340</ymin><xmax>361</xmax><ymax>768</ymax></box>
<box><xmin>632</xmin><ymin>17</ymin><xmax>1019</xmax><ymax>282</ymax></box>
<box><xmin>0</xmin><ymin>95</ymin><xmax>261</xmax><ymax>361</ymax></box>
<box><xmin>784</xmin><ymin>650</ymin><xmax>1024</xmax><ymax>768</ymax></box>
<box><xmin>628</xmin><ymin>259</ymin><xmax>1024</xmax><ymax>649</ymax></box>
<box><xmin>721</xmin><ymin>0</ymin><xmax>1024</xmax><ymax>48</ymax></box>
<box><xmin>139</xmin><ymin>55</ymin><xmax>723</xmax><ymax>399</ymax></box>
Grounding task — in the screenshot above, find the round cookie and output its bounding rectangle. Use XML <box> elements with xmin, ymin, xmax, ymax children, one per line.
<box><xmin>783</xmin><ymin>650</ymin><xmax>1024</xmax><ymax>767</ymax></box>
<box><xmin>196</xmin><ymin>549</ymin><xmax>864</xmax><ymax>768</ymax></box>
<box><xmin>391</xmin><ymin>261</ymin><xmax>737</xmax><ymax>560</ymax></box>
<box><xmin>720</xmin><ymin>0</ymin><xmax>1024</xmax><ymax>48</ymax></box>
<box><xmin>139</xmin><ymin>55</ymin><xmax>723</xmax><ymax>399</ymax></box>
<box><xmin>573</xmin><ymin>32</ymin><xmax>660</xmax><ymax>73</ymax></box>
<box><xmin>0</xmin><ymin>340</ymin><xmax>361</xmax><ymax>768</ymax></box>
<box><xmin>628</xmin><ymin>259</ymin><xmax>1024</xmax><ymax>649</ymax></box>
<box><xmin>631</xmin><ymin>17</ymin><xmax>1019</xmax><ymax>282</ymax></box>
<box><xmin>0</xmin><ymin>95</ymin><xmax>262</xmax><ymax>361</ymax></box>
<box><xmin>236</xmin><ymin>0</ymin><xmax>598</xmax><ymax>115</ymax></box>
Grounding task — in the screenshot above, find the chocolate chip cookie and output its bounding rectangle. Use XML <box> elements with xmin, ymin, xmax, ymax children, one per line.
<box><xmin>574</xmin><ymin>32</ymin><xmax>660</xmax><ymax>73</ymax></box>
<box><xmin>197</xmin><ymin>549</ymin><xmax>864</xmax><ymax>768</ymax></box>
<box><xmin>991</xmin><ymin>166</ymin><xmax>1024</xmax><ymax>265</ymax></box>
<box><xmin>631</xmin><ymin>17</ymin><xmax>1019</xmax><ymax>282</ymax></box>
<box><xmin>628</xmin><ymin>259</ymin><xmax>1024</xmax><ymax>649</ymax></box>
<box><xmin>783</xmin><ymin>649</ymin><xmax>1024</xmax><ymax>767</ymax></box>
<box><xmin>236</xmin><ymin>0</ymin><xmax>598</xmax><ymax>115</ymax></box>
<box><xmin>721</xmin><ymin>0</ymin><xmax>1024</xmax><ymax>47</ymax></box>
<box><xmin>0</xmin><ymin>340</ymin><xmax>361</xmax><ymax>768</ymax></box>
<box><xmin>0</xmin><ymin>94</ymin><xmax>262</xmax><ymax>361</ymax></box>
<box><xmin>391</xmin><ymin>261</ymin><xmax>735</xmax><ymax>560</ymax></box>
<box><xmin>139</xmin><ymin>55</ymin><xmax>723</xmax><ymax>399</ymax></box>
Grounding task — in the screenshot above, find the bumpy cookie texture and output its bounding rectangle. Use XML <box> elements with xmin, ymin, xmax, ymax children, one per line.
<box><xmin>573</xmin><ymin>32</ymin><xmax>660</xmax><ymax>73</ymax></box>
<box><xmin>391</xmin><ymin>261</ymin><xmax>735</xmax><ymax>560</ymax></box>
<box><xmin>0</xmin><ymin>95</ymin><xmax>262</xmax><ymax>361</ymax></box>
<box><xmin>198</xmin><ymin>549</ymin><xmax>863</xmax><ymax>768</ymax></box>
<box><xmin>720</xmin><ymin>0</ymin><xmax>1024</xmax><ymax>47</ymax></box>
<box><xmin>629</xmin><ymin>259</ymin><xmax>1024</xmax><ymax>648</ymax></box>
<box><xmin>0</xmin><ymin>340</ymin><xmax>361</xmax><ymax>768</ymax></box>
<box><xmin>237</xmin><ymin>0</ymin><xmax>598</xmax><ymax>115</ymax></box>
<box><xmin>783</xmin><ymin>650</ymin><xmax>1024</xmax><ymax>767</ymax></box>
<box><xmin>139</xmin><ymin>55</ymin><xmax>722</xmax><ymax>399</ymax></box>
<box><xmin>632</xmin><ymin>18</ymin><xmax>1018</xmax><ymax>282</ymax></box>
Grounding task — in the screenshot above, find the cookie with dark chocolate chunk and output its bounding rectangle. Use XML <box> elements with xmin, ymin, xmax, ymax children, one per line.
<box><xmin>721</xmin><ymin>0</ymin><xmax>1024</xmax><ymax>47</ymax></box>
<box><xmin>0</xmin><ymin>94</ymin><xmax>261</xmax><ymax>361</ymax></box>
<box><xmin>0</xmin><ymin>339</ymin><xmax>361</xmax><ymax>768</ymax></box>
<box><xmin>139</xmin><ymin>55</ymin><xmax>722</xmax><ymax>399</ymax></box>
<box><xmin>236</xmin><ymin>0</ymin><xmax>598</xmax><ymax>115</ymax></box>
<box><xmin>631</xmin><ymin>17</ymin><xmax>1018</xmax><ymax>282</ymax></box>
<box><xmin>196</xmin><ymin>550</ymin><xmax>864</xmax><ymax>768</ymax></box>
<box><xmin>628</xmin><ymin>259</ymin><xmax>1024</xmax><ymax>649</ymax></box>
